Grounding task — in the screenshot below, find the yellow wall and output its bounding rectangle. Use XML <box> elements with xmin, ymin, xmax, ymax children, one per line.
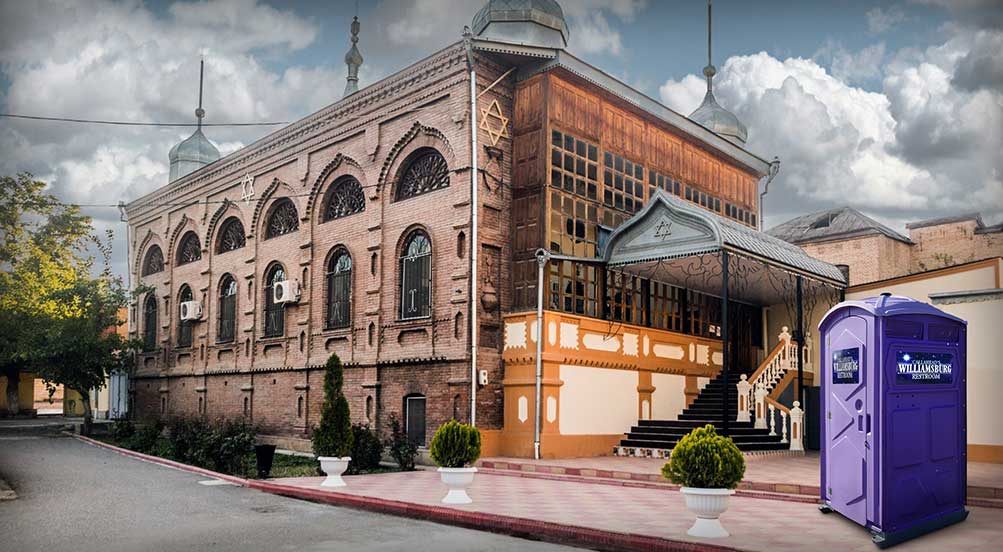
<box><xmin>0</xmin><ymin>372</ymin><xmax>37</xmax><ymax>413</ymax></box>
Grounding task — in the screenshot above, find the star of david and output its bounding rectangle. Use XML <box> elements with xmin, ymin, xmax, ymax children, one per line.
<box><xmin>654</xmin><ymin>219</ymin><xmax>673</xmax><ymax>240</ymax></box>
<box><xmin>240</xmin><ymin>173</ymin><xmax>255</xmax><ymax>204</ymax></box>
<box><xmin>479</xmin><ymin>98</ymin><xmax>509</xmax><ymax>147</ymax></box>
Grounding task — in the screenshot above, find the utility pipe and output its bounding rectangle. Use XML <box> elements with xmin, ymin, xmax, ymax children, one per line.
<box><xmin>757</xmin><ymin>156</ymin><xmax>780</xmax><ymax>231</ymax></box>
<box><xmin>466</xmin><ymin>37</ymin><xmax>479</xmax><ymax>427</ymax></box>
<box><xmin>534</xmin><ymin>248</ymin><xmax>549</xmax><ymax>460</ymax></box>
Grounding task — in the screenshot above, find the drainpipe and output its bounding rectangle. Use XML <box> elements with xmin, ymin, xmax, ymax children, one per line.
<box><xmin>534</xmin><ymin>248</ymin><xmax>550</xmax><ymax>460</ymax></box>
<box><xmin>465</xmin><ymin>32</ymin><xmax>479</xmax><ymax>427</ymax></box>
<box><xmin>758</xmin><ymin>157</ymin><xmax>780</xmax><ymax>231</ymax></box>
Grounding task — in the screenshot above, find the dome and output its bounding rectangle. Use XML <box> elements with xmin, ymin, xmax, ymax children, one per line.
<box><xmin>169</xmin><ymin>128</ymin><xmax>220</xmax><ymax>182</ymax></box>
<box><xmin>471</xmin><ymin>0</ymin><xmax>568</xmax><ymax>49</ymax></box>
<box><xmin>688</xmin><ymin>65</ymin><xmax>747</xmax><ymax>145</ymax></box>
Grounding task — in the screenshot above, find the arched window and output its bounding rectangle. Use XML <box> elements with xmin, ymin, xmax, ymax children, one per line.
<box><xmin>218</xmin><ymin>274</ymin><xmax>237</xmax><ymax>343</ymax></box>
<box><xmin>400</xmin><ymin>231</ymin><xmax>432</xmax><ymax>320</ymax></box>
<box><xmin>142</xmin><ymin>245</ymin><xmax>165</xmax><ymax>276</ymax></box>
<box><xmin>265</xmin><ymin>199</ymin><xmax>299</xmax><ymax>239</ymax></box>
<box><xmin>325</xmin><ymin>249</ymin><xmax>352</xmax><ymax>329</ymax></box>
<box><xmin>263</xmin><ymin>263</ymin><xmax>286</xmax><ymax>337</ymax></box>
<box><xmin>176</xmin><ymin>232</ymin><xmax>202</xmax><ymax>266</ymax></box>
<box><xmin>322</xmin><ymin>176</ymin><xmax>365</xmax><ymax>221</ymax></box>
<box><xmin>177</xmin><ymin>285</ymin><xmax>193</xmax><ymax>347</ymax></box>
<box><xmin>394</xmin><ymin>148</ymin><xmax>449</xmax><ymax>201</ymax></box>
<box><xmin>216</xmin><ymin>217</ymin><xmax>246</xmax><ymax>254</ymax></box>
<box><xmin>143</xmin><ymin>294</ymin><xmax>158</xmax><ymax>351</ymax></box>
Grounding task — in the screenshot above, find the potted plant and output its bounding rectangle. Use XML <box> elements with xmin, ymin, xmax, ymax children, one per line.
<box><xmin>429</xmin><ymin>420</ymin><xmax>481</xmax><ymax>504</ymax></box>
<box><xmin>312</xmin><ymin>353</ymin><xmax>354</xmax><ymax>487</ymax></box>
<box><xmin>661</xmin><ymin>424</ymin><xmax>745</xmax><ymax>538</ymax></box>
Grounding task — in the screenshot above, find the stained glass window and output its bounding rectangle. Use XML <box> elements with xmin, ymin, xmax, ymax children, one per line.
<box><xmin>395</xmin><ymin>149</ymin><xmax>449</xmax><ymax>201</ymax></box>
<box><xmin>265</xmin><ymin>199</ymin><xmax>299</xmax><ymax>239</ymax></box>
<box><xmin>176</xmin><ymin>232</ymin><xmax>202</xmax><ymax>265</ymax></box>
<box><xmin>178</xmin><ymin>285</ymin><xmax>193</xmax><ymax>347</ymax></box>
<box><xmin>218</xmin><ymin>275</ymin><xmax>237</xmax><ymax>343</ymax></box>
<box><xmin>143</xmin><ymin>294</ymin><xmax>158</xmax><ymax>351</ymax></box>
<box><xmin>264</xmin><ymin>264</ymin><xmax>285</xmax><ymax>337</ymax></box>
<box><xmin>323</xmin><ymin>177</ymin><xmax>365</xmax><ymax>221</ymax></box>
<box><xmin>217</xmin><ymin>218</ymin><xmax>246</xmax><ymax>253</ymax></box>
<box><xmin>142</xmin><ymin>246</ymin><xmax>164</xmax><ymax>276</ymax></box>
<box><xmin>325</xmin><ymin>250</ymin><xmax>352</xmax><ymax>329</ymax></box>
<box><xmin>400</xmin><ymin>232</ymin><xmax>431</xmax><ymax>319</ymax></box>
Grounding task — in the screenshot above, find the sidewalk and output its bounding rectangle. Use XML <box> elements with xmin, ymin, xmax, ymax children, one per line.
<box><xmin>268</xmin><ymin>470</ymin><xmax>1000</xmax><ymax>552</ymax></box>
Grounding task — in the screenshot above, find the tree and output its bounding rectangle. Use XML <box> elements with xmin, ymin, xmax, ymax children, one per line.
<box><xmin>312</xmin><ymin>353</ymin><xmax>354</xmax><ymax>458</ymax></box>
<box><xmin>0</xmin><ymin>173</ymin><xmax>91</xmax><ymax>415</ymax></box>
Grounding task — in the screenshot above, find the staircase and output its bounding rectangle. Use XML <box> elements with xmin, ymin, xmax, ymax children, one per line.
<box><xmin>615</xmin><ymin>371</ymin><xmax>788</xmax><ymax>457</ymax></box>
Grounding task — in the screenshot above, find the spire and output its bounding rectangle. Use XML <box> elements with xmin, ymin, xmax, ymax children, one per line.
<box><xmin>196</xmin><ymin>57</ymin><xmax>206</xmax><ymax>129</ymax></box>
<box><xmin>344</xmin><ymin>9</ymin><xmax>363</xmax><ymax>97</ymax></box>
<box><xmin>169</xmin><ymin>56</ymin><xmax>220</xmax><ymax>182</ymax></box>
<box><xmin>688</xmin><ymin>0</ymin><xmax>748</xmax><ymax>145</ymax></box>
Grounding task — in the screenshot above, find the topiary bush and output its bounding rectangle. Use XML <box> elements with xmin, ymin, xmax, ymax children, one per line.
<box><xmin>385</xmin><ymin>414</ymin><xmax>418</xmax><ymax>471</ymax></box>
<box><xmin>661</xmin><ymin>424</ymin><xmax>745</xmax><ymax>489</ymax></box>
<box><xmin>429</xmin><ymin>420</ymin><xmax>481</xmax><ymax>469</ymax></box>
<box><xmin>312</xmin><ymin>353</ymin><xmax>354</xmax><ymax>458</ymax></box>
<box><xmin>347</xmin><ymin>424</ymin><xmax>384</xmax><ymax>474</ymax></box>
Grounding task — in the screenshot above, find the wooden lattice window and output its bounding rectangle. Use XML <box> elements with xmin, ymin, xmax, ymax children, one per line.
<box><xmin>176</xmin><ymin>232</ymin><xmax>202</xmax><ymax>265</ymax></box>
<box><xmin>265</xmin><ymin>199</ymin><xmax>299</xmax><ymax>239</ymax></box>
<box><xmin>216</xmin><ymin>217</ymin><xmax>246</xmax><ymax>253</ymax></box>
<box><xmin>142</xmin><ymin>245</ymin><xmax>164</xmax><ymax>276</ymax></box>
<box><xmin>218</xmin><ymin>275</ymin><xmax>237</xmax><ymax>343</ymax></box>
<box><xmin>325</xmin><ymin>250</ymin><xmax>352</xmax><ymax>329</ymax></box>
<box><xmin>322</xmin><ymin>177</ymin><xmax>365</xmax><ymax>221</ymax></box>
<box><xmin>399</xmin><ymin>231</ymin><xmax>431</xmax><ymax>319</ymax></box>
<box><xmin>395</xmin><ymin>149</ymin><xmax>449</xmax><ymax>201</ymax></box>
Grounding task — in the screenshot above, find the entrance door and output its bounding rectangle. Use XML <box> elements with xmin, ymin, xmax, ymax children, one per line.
<box><xmin>405</xmin><ymin>395</ymin><xmax>426</xmax><ymax>447</ymax></box>
<box><xmin>825</xmin><ymin>314</ymin><xmax>870</xmax><ymax>526</ymax></box>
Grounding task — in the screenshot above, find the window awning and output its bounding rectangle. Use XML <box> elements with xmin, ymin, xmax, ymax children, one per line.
<box><xmin>600</xmin><ymin>190</ymin><xmax>846</xmax><ymax>303</ymax></box>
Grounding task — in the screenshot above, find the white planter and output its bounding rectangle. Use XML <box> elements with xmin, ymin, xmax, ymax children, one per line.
<box><xmin>680</xmin><ymin>487</ymin><xmax>734</xmax><ymax>538</ymax></box>
<box><xmin>318</xmin><ymin>456</ymin><xmax>351</xmax><ymax>487</ymax></box>
<box><xmin>438</xmin><ymin>467</ymin><xmax>477</xmax><ymax>504</ymax></box>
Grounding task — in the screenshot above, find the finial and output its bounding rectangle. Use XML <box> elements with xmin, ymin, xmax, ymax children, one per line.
<box><xmin>343</xmin><ymin>12</ymin><xmax>363</xmax><ymax>96</ymax></box>
<box><xmin>195</xmin><ymin>57</ymin><xmax>205</xmax><ymax>129</ymax></box>
<box><xmin>703</xmin><ymin>0</ymin><xmax>716</xmax><ymax>94</ymax></box>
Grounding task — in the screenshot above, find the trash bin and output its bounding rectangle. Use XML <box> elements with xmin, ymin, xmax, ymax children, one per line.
<box><xmin>818</xmin><ymin>293</ymin><xmax>968</xmax><ymax>548</ymax></box>
<box><xmin>255</xmin><ymin>444</ymin><xmax>277</xmax><ymax>479</ymax></box>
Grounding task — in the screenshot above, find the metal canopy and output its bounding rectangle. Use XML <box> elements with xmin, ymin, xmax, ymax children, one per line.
<box><xmin>602</xmin><ymin>190</ymin><xmax>846</xmax><ymax>304</ymax></box>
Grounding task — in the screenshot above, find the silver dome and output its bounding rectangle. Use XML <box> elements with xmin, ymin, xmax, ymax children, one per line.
<box><xmin>169</xmin><ymin>128</ymin><xmax>220</xmax><ymax>182</ymax></box>
<box><xmin>471</xmin><ymin>0</ymin><xmax>568</xmax><ymax>49</ymax></box>
<box><xmin>689</xmin><ymin>89</ymin><xmax>747</xmax><ymax>145</ymax></box>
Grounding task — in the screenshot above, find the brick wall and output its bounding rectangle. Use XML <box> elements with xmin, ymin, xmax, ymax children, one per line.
<box><xmin>801</xmin><ymin>235</ymin><xmax>910</xmax><ymax>286</ymax></box>
<box><xmin>909</xmin><ymin>220</ymin><xmax>1003</xmax><ymax>273</ymax></box>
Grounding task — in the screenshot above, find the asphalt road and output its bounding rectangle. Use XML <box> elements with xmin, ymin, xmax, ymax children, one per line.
<box><xmin>0</xmin><ymin>427</ymin><xmax>581</xmax><ymax>552</ymax></box>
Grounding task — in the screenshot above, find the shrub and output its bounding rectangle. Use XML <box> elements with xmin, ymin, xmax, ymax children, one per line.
<box><xmin>429</xmin><ymin>420</ymin><xmax>481</xmax><ymax>469</ymax></box>
<box><xmin>312</xmin><ymin>353</ymin><xmax>353</xmax><ymax>458</ymax></box>
<box><xmin>661</xmin><ymin>425</ymin><xmax>745</xmax><ymax>489</ymax></box>
<box><xmin>385</xmin><ymin>414</ymin><xmax>418</xmax><ymax>471</ymax></box>
<box><xmin>347</xmin><ymin>424</ymin><xmax>383</xmax><ymax>474</ymax></box>
<box><xmin>111</xmin><ymin>419</ymin><xmax>135</xmax><ymax>442</ymax></box>
<box><xmin>198</xmin><ymin>418</ymin><xmax>256</xmax><ymax>474</ymax></box>
<box><xmin>128</xmin><ymin>420</ymin><xmax>164</xmax><ymax>454</ymax></box>
<box><xmin>165</xmin><ymin>416</ymin><xmax>211</xmax><ymax>464</ymax></box>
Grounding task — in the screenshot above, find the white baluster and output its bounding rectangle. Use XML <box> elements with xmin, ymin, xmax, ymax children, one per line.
<box><xmin>780</xmin><ymin>410</ymin><xmax>788</xmax><ymax>443</ymax></box>
<box><xmin>754</xmin><ymin>382</ymin><xmax>768</xmax><ymax>429</ymax></box>
<box><xmin>779</xmin><ymin>326</ymin><xmax>791</xmax><ymax>356</ymax></box>
<box><xmin>736</xmin><ymin>374</ymin><xmax>751</xmax><ymax>422</ymax></box>
<box><xmin>768</xmin><ymin>403</ymin><xmax>777</xmax><ymax>436</ymax></box>
<box><xmin>789</xmin><ymin>401</ymin><xmax>804</xmax><ymax>452</ymax></box>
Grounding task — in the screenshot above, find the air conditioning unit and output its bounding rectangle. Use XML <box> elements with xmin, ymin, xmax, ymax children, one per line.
<box><xmin>180</xmin><ymin>301</ymin><xmax>203</xmax><ymax>321</ymax></box>
<box><xmin>273</xmin><ymin>280</ymin><xmax>301</xmax><ymax>304</ymax></box>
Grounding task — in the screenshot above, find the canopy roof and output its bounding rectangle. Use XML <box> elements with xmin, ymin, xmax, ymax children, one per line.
<box><xmin>601</xmin><ymin>190</ymin><xmax>846</xmax><ymax>304</ymax></box>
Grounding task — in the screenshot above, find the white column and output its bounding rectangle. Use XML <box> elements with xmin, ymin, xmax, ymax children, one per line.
<box><xmin>767</xmin><ymin>403</ymin><xmax>777</xmax><ymax>436</ymax></box>
<box><xmin>736</xmin><ymin>374</ymin><xmax>751</xmax><ymax>423</ymax></box>
<box><xmin>789</xmin><ymin>401</ymin><xmax>804</xmax><ymax>452</ymax></box>
<box><xmin>754</xmin><ymin>382</ymin><xmax>768</xmax><ymax>429</ymax></box>
<box><xmin>780</xmin><ymin>410</ymin><xmax>788</xmax><ymax>443</ymax></box>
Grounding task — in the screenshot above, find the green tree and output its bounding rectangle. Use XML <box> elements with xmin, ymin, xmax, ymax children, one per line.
<box><xmin>0</xmin><ymin>173</ymin><xmax>91</xmax><ymax>415</ymax></box>
<box><xmin>312</xmin><ymin>353</ymin><xmax>353</xmax><ymax>457</ymax></box>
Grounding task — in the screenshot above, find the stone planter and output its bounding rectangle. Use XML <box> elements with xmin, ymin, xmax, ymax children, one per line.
<box><xmin>318</xmin><ymin>456</ymin><xmax>351</xmax><ymax>487</ymax></box>
<box><xmin>438</xmin><ymin>467</ymin><xmax>477</xmax><ymax>504</ymax></box>
<box><xmin>680</xmin><ymin>487</ymin><xmax>734</xmax><ymax>538</ymax></box>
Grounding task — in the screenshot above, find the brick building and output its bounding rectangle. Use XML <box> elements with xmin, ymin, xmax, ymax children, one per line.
<box><xmin>126</xmin><ymin>0</ymin><xmax>846</xmax><ymax>457</ymax></box>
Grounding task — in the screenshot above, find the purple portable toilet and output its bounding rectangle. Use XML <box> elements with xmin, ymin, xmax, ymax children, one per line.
<box><xmin>818</xmin><ymin>293</ymin><xmax>967</xmax><ymax>548</ymax></box>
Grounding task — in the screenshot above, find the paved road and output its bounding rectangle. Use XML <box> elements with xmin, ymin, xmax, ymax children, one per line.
<box><xmin>0</xmin><ymin>429</ymin><xmax>580</xmax><ymax>552</ymax></box>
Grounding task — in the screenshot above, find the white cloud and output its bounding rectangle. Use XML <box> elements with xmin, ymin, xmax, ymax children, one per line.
<box><xmin>866</xmin><ymin>5</ymin><xmax>907</xmax><ymax>33</ymax></box>
<box><xmin>830</xmin><ymin>43</ymin><xmax>887</xmax><ymax>83</ymax></box>
<box><xmin>658</xmin><ymin>24</ymin><xmax>1003</xmax><ymax>229</ymax></box>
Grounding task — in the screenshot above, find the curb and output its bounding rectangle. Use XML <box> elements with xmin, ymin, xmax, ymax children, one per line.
<box><xmin>75</xmin><ymin>435</ymin><xmax>738</xmax><ymax>552</ymax></box>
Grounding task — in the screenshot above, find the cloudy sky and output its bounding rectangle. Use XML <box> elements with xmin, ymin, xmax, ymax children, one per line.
<box><xmin>1</xmin><ymin>0</ymin><xmax>1001</xmax><ymax>279</ymax></box>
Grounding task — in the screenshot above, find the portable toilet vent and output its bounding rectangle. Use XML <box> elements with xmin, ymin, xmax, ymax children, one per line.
<box><xmin>817</xmin><ymin>293</ymin><xmax>968</xmax><ymax>548</ymax></box>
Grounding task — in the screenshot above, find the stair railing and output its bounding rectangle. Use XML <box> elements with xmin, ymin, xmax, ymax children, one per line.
<box><xmin>764</xmin><ymin>396</ymin><xmax>804</xmax><ymax>451</ymax></box>
<box><xmin>737</xmin><ymin>327</ymin><xmax>794</xmax><ymax>427</ymax></box>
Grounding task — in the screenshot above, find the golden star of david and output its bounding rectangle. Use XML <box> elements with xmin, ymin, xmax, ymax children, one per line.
<box><xmin>479</xmin><ymin>98</ymin><xmax>509</xmax><ymax>147</ymax></box>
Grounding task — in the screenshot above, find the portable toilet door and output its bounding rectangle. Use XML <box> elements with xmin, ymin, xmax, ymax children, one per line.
<box><xmin>821</xmin><ymin>306</ymin><xmax>873</xmax><ymax>528</ymax></box>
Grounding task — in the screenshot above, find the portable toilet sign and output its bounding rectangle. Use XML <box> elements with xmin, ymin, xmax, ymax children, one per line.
<box><xmin>818</xmin><ymin>293</ymin><xmax>968</xmax><ymax>548</ymax></box>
